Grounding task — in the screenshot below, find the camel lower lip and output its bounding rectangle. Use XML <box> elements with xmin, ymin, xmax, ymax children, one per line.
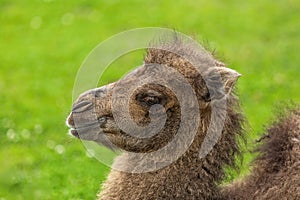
<box><xmin>70</xmin><ymin>128</ymin><xmax>80</xmax><ymax>138</ymax></box>
<box><xmin>68</xmin><ymin>121</ymin><xmax>100</xmax><ymax>138</ymax></box>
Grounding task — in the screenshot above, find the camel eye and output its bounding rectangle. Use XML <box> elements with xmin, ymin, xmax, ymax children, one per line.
<box><xmin>137</xmin><ymin>93</ymin><xmax>161</xmax><ymax>106</ymax></box>
<box><xmin>142</xmin><ymin>96</ymin><xmax>160</xmax><ymax>106</ymax></box>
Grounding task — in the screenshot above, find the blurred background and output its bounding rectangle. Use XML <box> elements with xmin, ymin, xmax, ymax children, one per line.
<box><xmin>1</xmin><ymin>0</ymin><xmax>299</xmax><ymax>199</ymax></box>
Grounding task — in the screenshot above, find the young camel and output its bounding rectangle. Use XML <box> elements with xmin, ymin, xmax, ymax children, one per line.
<box><xmin>66</xmin><ymin>37</ymin><xmax>299</xmax><ymax>199</ymax></box>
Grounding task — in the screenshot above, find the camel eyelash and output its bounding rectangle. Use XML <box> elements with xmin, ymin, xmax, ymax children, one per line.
<box><xmin>136</xmin><ymin>94</ymin><xmax>161</xmax><ymax>106</ymax></box>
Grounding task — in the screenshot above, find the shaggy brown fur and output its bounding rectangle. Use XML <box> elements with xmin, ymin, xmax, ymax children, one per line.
<box><xmin>66</xmin><ymin>36</ymin><xmax>299</xmax><ymax>199</ymax></box>
<box><xmin>222</xmin><ymin>108</ymin><xmax>300</xmax><ymax>200</ymax></box>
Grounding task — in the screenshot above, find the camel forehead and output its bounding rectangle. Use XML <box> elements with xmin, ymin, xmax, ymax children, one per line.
<box><xmin>121</xmin><ymin>40</ymin><xmax>223</xmax><ymax>84</ymax></box>
<box><xmin>122</xmin><ymin>63</ymin><xmax>204</xmax><ymax>85</ymax></box>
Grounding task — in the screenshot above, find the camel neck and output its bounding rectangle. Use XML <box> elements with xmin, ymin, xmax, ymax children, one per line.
<box><xmin>102</xmin><ymin>138</ymin><xmax>223</xmax><ymax>199</ymax></box>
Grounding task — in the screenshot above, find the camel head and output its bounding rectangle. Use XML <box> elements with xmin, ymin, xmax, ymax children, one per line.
<box><xmin>66</xmin><ymin>39</ymin><xmax>241</xmax><ymax>154</ymax></box>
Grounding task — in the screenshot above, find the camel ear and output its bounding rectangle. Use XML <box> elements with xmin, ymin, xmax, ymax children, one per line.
<box><xmin>204</xmin><ymin>67</ymin><xmax>241</xmax><ymax>101</ymax></box>
<box><xmin>214</xmin><ymin>67</ymin><xmax>241</xmax><ymax>94</ymax></box>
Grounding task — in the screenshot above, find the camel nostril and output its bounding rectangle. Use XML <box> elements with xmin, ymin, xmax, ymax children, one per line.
<box><xmin>72</xmin><ymin>100</ymin><xmax>94</xmax><ymax>113</ymax></box>
<box><xmin>94</xmin><ymin>88</ymin><xmax>106</xmax><ymax>98</ymax></box>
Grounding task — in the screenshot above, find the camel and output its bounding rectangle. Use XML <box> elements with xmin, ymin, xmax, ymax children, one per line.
<box><xmin>66</xmin><ymin>36</ymin><xmax>299</xmax><ymax>199</ymax></box>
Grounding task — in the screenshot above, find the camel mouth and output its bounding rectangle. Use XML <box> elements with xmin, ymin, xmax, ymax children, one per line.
<box><xmin>67</xmin><ymin>115</ymin><xmax>120</xmax><ymax>151</ymax></box>
<box><xmin>69</xmin><ymin>122</ymin><xmax>103</xmax><ymax>140</ymax></box>
<box><xmin>68</xmin><ymin>115</ymin><xmax>101</xmax><ymax>137</ymax></box>
<box><xmin>66</xmin><ymin>113</ymin><xmax>119</xmax><ymax>141</ymax></box>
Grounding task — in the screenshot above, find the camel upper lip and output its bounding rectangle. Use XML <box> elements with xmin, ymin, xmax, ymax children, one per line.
<box><xmin>69</xmin><ymin>120</ymin><xmax>100</xmax><ymax>130</ymax></box>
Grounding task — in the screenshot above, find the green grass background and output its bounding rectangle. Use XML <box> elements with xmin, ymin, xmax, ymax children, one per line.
<box><xmin>1</xmin><ymin>0</ymin><xmax>299</xmax><ymax>199</ymax></box>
